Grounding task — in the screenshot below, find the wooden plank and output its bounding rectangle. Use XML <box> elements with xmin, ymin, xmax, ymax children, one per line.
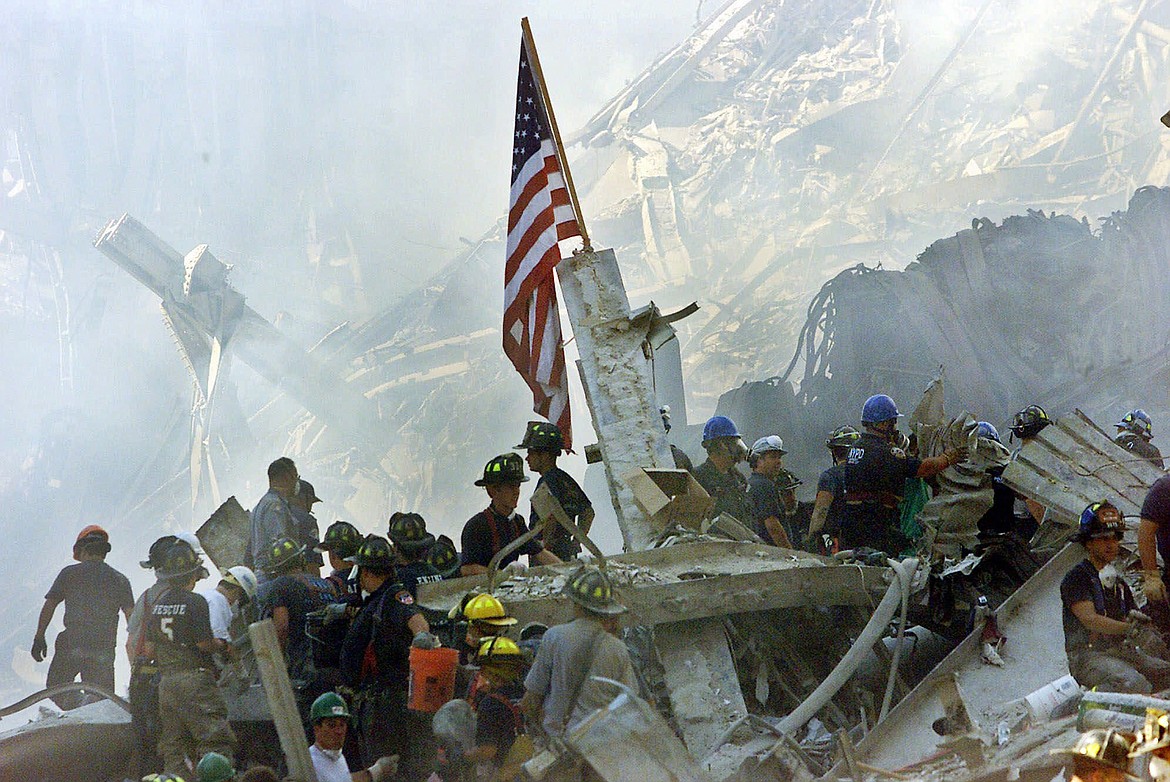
<box><xmin>249</xmin><ymin>620</ymin><xmax>317</xmax><ymax>782</ymax></box>
<box><xmin>656</xmin><ymin>619</ymin><xmax>748</xmax><ymax>760</ymax></box>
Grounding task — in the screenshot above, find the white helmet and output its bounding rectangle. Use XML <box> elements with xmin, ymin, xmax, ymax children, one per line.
<box><xmin>223</xmin><ymin>565</ymin><xmax>258</xmax><ymax>602</ymax></box>
<box><xmin>750</xmin><ymin>435</ymin><xmax>787</xmax><ymax>457</ymax></box>
<box><xmin>174</xmin><ymin>531</ymin><xmax>205</xmax><ymax>556</ymax></box>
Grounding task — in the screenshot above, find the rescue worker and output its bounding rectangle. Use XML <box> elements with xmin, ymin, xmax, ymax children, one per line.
<box><xmin>388</xmin><ymin>512</ymin><xmax>443</xmax><ymax>598</ymax></box>
<box><xmin>1062</xmin><ymin>501</ymin><xmax>1170</xmax><ymax>693</ymax></box>
<box><xmin>196</xmin><ymin>752</ymin><xmax>236</xmax><ymax>782</ymax></box>
<box><xmin>1008</xmin><ymin>404</ymin><xmax>1052</xmax><ymax>537</ymax></box>
<box><xmin>516</xmin><ymin>421</ymin><xmax>595</xmax><ymax>561</ymax></box>
<box><xmin>692</xmin><ymin>415</ymin><xmax>751</xmax><ymax>523</ymax></box>
<box><xmin>196</xmin><ymin>566</ymin><xmax>256</xmax><ymax>645</ymax></box>
<box><xmin>805</xmin><ymin>395</ymin><xmax>960</xmax><ymax>556</ymax></box>
<box><xmin>975</xmin><ymin>422</ymin><xmax>1024</xmax><ymax>539</ymax></box>
<box><xmin>127</xmin><ymin>535</ymin><xmax>179</xmax><ymax>775</ymax></box>
<box><xmin>465</xmin><ymin>636</ymin><xmax>530</xmax><ymax>780</ymax></box>
<box><xmin>460</xmin><ymin>453</ymin><xmax>561</xmax><ymax>576</ymax></box>
<box><xmin>339</xmin><ymin>535</ymin><xmax>431</xmax><ymax>780</ymax></box>
<box><xmin>1138</xmin><ymin>471</ymin><xmax>1170</xmax><ymax>635</ymax></box>
<box><xmin>317</xmin><ymin>521</ymin><xmax>363</xmax><ymax>596</ymax></box>
<box><xmin>32</xmin><ymin>525</ymin><xmax>134</xmax><ymax>710</ymax></box>
<box><xmin>1050</xmin><ymin>728</ymin><xmax>1136</xmax><ymax>782</ymax></box>
<box><xmin>290</xmin><ymin>478</ymin><xmax>325</xmax><ymax>570</ymax></box>
<box><xmin>522</xmin><ymin>566</ymin><xmax>637</xmax><ymax>739</ymax></box>
<box><xmin>427</xmin><ymin>535</ymin><xmax>462</xmax><ymax>580</ymax></box>
<box><xmin>146</xmin><ymin>541</ymin><xmax>236</xmax><ymax>774</ymax></box>
<box><xmin>247</xmin><ymin>457</ymin><xmax>299</xmax><ymax>575</ymax></box>
<box><xmin>1115</xmin><ymin>409</ymin><xmax>1165</xmax><ymax>470</ymax></box>
<box><xmin>263</xmin><ymin>536</ymin><xmax>339</xmax><ymax>707</ymax></box>
<box><xmin>1130</xmin><ymin>709</ymin><xmax>1170</xmax><ymax>781</ymax></box>
<box><xmin>460</xmin><ymin>593</ymin><xmax>518</xmax><ymax>664</ymax></box>
<box><xmin>806</xmin><ymin>425</ymin><xmax>861</xmax><ymax>553</ymax></box>
<box><xmin>307</xmin><ymin>692</ymin><xmax>398</xmax><ymax>782</ymax></box>
<box><xmin>746</xmin><ymin>435</ymin><xmax>796</xmax><ymax>547</ymax></box>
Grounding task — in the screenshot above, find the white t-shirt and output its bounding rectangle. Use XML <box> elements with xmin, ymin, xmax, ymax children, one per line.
<box><xmin>196</xmin><ymin>586</ymin><xmax>234</xmax><ymax>641</ymax></box>
<box><xmin>310</xmin><ymin>744</ymin><xmax>352</xmax><ymax>782</ymax></box>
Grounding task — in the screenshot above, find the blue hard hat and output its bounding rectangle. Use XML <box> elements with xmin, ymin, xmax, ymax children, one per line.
<box><xmin>702</xmin><ymin>415</ymin><xmax>740</xmax><ymax>444</ymax></box>
<box><xmin>861</xmin><ymin>394</ymin><xmax>902</xmax><ymax>424</ymax></box>
<box><xmin>976</xmin><ymin>421</ymin><xmax>1000</xmax><ymax>442</ymax></box>
<box><xmin>1116</xmin><ymin>409</ymin><xmax>1153</xmax><ymax>438</ymax></box>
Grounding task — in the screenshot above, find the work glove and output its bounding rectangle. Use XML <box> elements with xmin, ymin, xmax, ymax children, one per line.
<box><xmin>1144</xmin><ymin>570</ymin><xmax>1167</xmax><ymax>604</ymax></box>
<box><xmin>412</xmin><ymin>631</ymin><xmax>441</xmax><ymax>649</ymax></box>
<box><xmin>367</xmin><ymin>755</ymin><xmax>399</xmax><ymax>782</ymax></box>
<box><xmin>1128</xmin><ymin>609</ymin><xmax>1153</xmax><ymax>624</ymax></box>
<box><xmin>31</xmin><ymin>635</ymin><xmax>47</xmax><ymax>662</ymax></box>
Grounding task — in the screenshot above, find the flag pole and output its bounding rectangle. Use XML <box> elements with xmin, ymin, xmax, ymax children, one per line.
<box><xmin>521</xmin><ymin>17</ymin><xmax>593</xmax><ymax>253</ymax></box>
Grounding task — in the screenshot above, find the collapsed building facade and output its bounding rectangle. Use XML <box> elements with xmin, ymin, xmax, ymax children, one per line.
<box><xmin>4</xmin><ymin>0</ymin><xmax>1170</xmax><ymax>774</ymax></box>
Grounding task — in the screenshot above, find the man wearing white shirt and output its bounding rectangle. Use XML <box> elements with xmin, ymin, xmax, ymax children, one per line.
<box><xmin>308</xmin><ymin>692</ymin><xmax>396</xmax><ymax>782</ymax></box>
<box><xmin>196</xmin><ymin>567</ymin><xmax>257</xmax><ymax>642</ymax></box>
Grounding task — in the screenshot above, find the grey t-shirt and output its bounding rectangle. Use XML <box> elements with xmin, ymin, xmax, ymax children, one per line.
<box><xmin>524</xmin><ymin>616</ymin><xmax>637</xmax><ymax>735</ymax></box>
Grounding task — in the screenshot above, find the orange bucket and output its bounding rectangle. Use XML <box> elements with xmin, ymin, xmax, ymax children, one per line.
<box><xmin>408</xmin><ymin>646</ymin><xmax>459</xmax><ymax>712</ymax></box>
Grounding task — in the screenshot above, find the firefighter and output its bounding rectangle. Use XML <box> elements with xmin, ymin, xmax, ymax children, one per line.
<box><xmin>32</xmin><ymin>525</ymin><xmax>134</xmax><ymax>710</ymax></box>
<box><xmin>692</xmin><ymin>415</ymin><xmax>751</xmax><ymax>523</ymax></box>
<box><xmin>516</xmin><ymin>421</ymin><xmax>594</xmax><ymax>561</ymax></box>
<box><xmin>805</xmin><ymin>425</ymin><xmax>861</xmax><ymax>553</ymax></box>
<box><xmin>1050</xmin><ymin>729</ymin><xmax>1136</xmax><ymax>782</ymax></box>
<box><xmin>1008</xmin><ymin>404</ymin><xmax>1052</xmax><ymax>536</ymax></box>
<box><xmin>317</xmin><ymin>521</ymin><xmax>363</xmax><ymax>596</ymax></box>
<box><xmin>1130</xmin><ymin>709</ymin><xmax>1170</xmax><ymax>781</ymax></box>
<box><xmin>339</xmin><ymin>536</ymin><xmax>431</xmax><ymax>780</ymax></box>
<box><xmin>1063</xmin><ymin>501</ymin><xmax>1170</xmax><ymax>693</ymax></box>
<box><xmin>388</xmin><ymin>512</ymin><xmax>443</xmax><ymax>598</ymax></box>
<box><xmin>465</xmin><ymin>636</ymin><xmax>530</xmax><ymax>780</ymax></box>
<box><xmin>522</xmin><ymin>567</ymin><xmax>637</xmax><ymax>739</ymax></box>
<box><xmin>127</xmin><ymin>535</ymin><xmax>179</xmax><ymax>775</ymax></box>
<box><xmin>809</xmin><ymin>395</ymin><xmax>960</xmax><ymax>556</ymax></box>
<box><xmin>1115</xmin><ymin>409</ymin><xmax>1165</xmax><ymax>470</ymax></box>
<box><xmin>146</xmin><ymin>541</ymin><xmax>236</xmax><ymax>774</ymax></box>
<box><xmin>461</xmin><ymin>453</ymin><xmax>561</xmax><ymax>576</ymax></box>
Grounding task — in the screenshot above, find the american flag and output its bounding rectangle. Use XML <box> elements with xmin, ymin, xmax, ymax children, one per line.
<box><xmin>504</xmin><ymin>34</ymin><xmax>581</xmax><ymax>451</ymax></box>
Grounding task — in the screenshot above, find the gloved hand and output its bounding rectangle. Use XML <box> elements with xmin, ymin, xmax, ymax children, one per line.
<box><xmin>504</xmin><ymin>560</ymin><xmax>528</xmax><ymax>575</ymax></box>
<box><xmin>367</xmin><ymin>755</ymin><xmax>399</xmax><ymax>782</ymax></box>
<box><xmin>1128</xmin><ymin>609</ymin><xmax>1153</xmax><ymax>624</ymax></box>
<box><xmin>412</xmin><ymin>631</ymin><xmax>441</xmax><ymax>649</ymax></box>
<box><xmin>1144</xmin><ymin>570</ymin><xmax>1167</xmax><ymax>604</ymax></box>
<box><xmin>31</xmin><ymin>635</ymin><xmax>47</xmax><ymax>662</ymax></box>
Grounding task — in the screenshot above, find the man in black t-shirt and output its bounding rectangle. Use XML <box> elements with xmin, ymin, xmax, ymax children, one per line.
<box><xmin>263</xmin><ymin>537</ymin><xmax>340</xmax><ymax>685</ymax></box>
<box><xmin>146</xmin><ymin>541</ymin><xmax>236</xmax><ymax>774</ymax></box>
<box><xmin>516</xmin><ymin>421</ymin><xmax>595</xmax><ymax>561</ymax></box>
<box><xmin>32</xmin><ymin>525</ymin><xmax>134</xmax><ymax>710</ymax></box>
<box><xmin>1062</xmin><ymin>501</ymin><xmax>1170</xmax><ymax>693</ymax></box>
<box><xmin>461</xmin><ymin>453</ymin><xmax>561</xmax><ymax>576</ymax></box>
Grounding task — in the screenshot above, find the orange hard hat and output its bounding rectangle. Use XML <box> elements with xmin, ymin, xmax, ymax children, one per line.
<box><xmin>75</xmin><ymin>525</ymin><xmax>109</xmax><ymax>544</ymax></box>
